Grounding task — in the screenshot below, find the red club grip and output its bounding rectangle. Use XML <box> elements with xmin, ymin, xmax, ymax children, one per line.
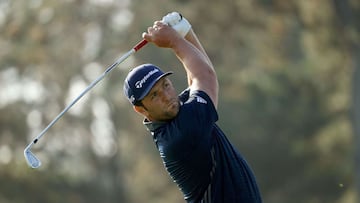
<box><xmin>133</xmin><ymin>39</ymin><xmax>148</xmax><ymax>52</ymax></box>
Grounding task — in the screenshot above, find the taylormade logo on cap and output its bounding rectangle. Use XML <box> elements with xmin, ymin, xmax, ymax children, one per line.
<box><xmin>123</xmin><ymin>64</ymin><xmax>173</xmax><ymax>105</ymax></box>
<box><xmin>135</xmin><ymin>69</ymin><xmax>159</xmax><ymax>88</ymax></box>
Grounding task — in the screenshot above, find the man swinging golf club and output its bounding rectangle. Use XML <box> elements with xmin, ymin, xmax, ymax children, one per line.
<box><xmin>124</xmin><ymin>12</ymin><xmax>262</xmax><ymax>203</ymax></box>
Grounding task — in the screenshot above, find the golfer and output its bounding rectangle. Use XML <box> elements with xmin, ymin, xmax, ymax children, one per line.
<box><xmin>124</xmin><ymin>12</ymin><xmax>262</xmax><ymax>203</ymax></box>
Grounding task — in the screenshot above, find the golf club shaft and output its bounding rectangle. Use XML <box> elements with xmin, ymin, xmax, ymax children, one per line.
<box><xmin>26</xmin><ymin>39</ymin><xmax>148</xmax><ymax>149</ymax></box>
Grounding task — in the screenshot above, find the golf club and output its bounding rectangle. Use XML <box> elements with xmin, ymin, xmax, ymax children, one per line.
<box><xmin>24</xmin><ymin>39</ymin><xmax>148</xmax><ymax>168</ymax></box>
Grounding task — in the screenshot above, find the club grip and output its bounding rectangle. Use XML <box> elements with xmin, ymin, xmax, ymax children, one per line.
<box><xmin>133</xmin><ymin>39</ymin><xmax>148</xmax><ymax>51</ymax></box>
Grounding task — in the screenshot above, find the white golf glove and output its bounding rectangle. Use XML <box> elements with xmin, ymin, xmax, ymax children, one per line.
<box><xmin>162</xmin><ymin>12</ymin><xmax>191</xmax><ymax>37</ymax></box>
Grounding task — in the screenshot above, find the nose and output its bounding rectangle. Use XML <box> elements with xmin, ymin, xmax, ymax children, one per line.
<box><xmin>160</xmin><ymin>88</ymin><xmax>172</xmax><ymax>102</ymax></box>
<box><xmin>160</xmin><ymin>90</ymin><xmax>169</xmax><ymax>102</ymax></box>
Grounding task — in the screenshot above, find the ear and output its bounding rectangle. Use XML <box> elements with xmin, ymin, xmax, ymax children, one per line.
<box><xmin>133</xmin><ymin>105</ymin><xmax>148</xmax><ymax>117</ymax></box>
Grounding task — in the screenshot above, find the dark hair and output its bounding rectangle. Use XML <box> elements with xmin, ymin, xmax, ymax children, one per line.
<box><xmin>134</xmin><ymin>100</ymin><xmax>148</xmax><ymax>111</ymax></box>
<box><xmin>134</xmin><ymin>100</ymin><xmax>143</xmax><ymax>107</ymax></box>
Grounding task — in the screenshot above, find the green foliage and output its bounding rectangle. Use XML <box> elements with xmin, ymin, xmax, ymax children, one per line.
<box><xmin>0</xmin><ymin>0</ymin><xmax>358</xmax><ymax>202</ymax></box>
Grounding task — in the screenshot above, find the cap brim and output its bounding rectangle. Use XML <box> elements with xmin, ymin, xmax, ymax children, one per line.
<box><xmin>137</xmin><ymin>71</ymin><xmax>173</xmax><ymax>101</ymax></box>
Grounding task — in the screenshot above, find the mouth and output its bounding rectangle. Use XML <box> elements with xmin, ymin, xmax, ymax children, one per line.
<box><xmin>167</xmin><ymin>99</ymin><xmax>179</xmax><ymax>109</ymax></box>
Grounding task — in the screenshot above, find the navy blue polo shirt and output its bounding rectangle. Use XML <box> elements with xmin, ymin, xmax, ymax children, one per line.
<box><xmin>144</xmin><ymin>89</ymin><xmax>262</xmax><ymax>203</ymax></box>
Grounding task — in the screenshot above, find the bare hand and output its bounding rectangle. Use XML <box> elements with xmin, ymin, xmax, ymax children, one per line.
<box><xmin>142</xmin><ymin>21</ymin><xmax>182</xmax><ymax>48</ymax></box>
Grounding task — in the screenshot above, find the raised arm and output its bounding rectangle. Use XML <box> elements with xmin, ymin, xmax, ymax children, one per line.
<box><xmin>142</xmin><ymin>21</ymin><xmax>218</xmax><ymax>108</ymax></box>
<box><xmin>183</xmin><ymin>29</ymin><xmax>214</xmax><ymax>87</ymax></box>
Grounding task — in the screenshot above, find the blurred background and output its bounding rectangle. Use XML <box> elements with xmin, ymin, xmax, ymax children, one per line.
<box><xmin>0</xmin><ymin>0</ymin><xmax>359</xmax><ymax>202</ymax></box>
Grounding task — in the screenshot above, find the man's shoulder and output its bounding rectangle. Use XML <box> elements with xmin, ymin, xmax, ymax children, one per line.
<box><xmin>179</xmin><ymin>88</ymin><xmax>212</xmax><ymax>105</ymax></box>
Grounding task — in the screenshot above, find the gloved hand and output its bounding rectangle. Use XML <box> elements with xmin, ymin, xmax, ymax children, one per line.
<box><xmin>162</xmin><ymin>12</ymin><xmax>191</xmax><ymax>37</ymax></box>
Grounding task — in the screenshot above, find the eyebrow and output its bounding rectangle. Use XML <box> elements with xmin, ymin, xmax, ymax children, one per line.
<box><xmin>148</xmin><ymin>78</ymin><xmax>167</xmax><ymax>96</ymax></box>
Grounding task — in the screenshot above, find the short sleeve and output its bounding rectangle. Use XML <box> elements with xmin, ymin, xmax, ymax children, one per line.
<box><xmin>177</xmin><ymin>90</ymin><xmax>218</xmax><ymax>137</ymax></box>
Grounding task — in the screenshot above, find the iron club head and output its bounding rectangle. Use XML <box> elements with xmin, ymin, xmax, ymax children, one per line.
<box><xmin>24</xmin><ymin>148</ymin><xmax>41</xmax><ymax>168</ymax></box>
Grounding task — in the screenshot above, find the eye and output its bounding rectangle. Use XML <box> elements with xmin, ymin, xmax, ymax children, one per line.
<box><xmin>163</xmin><ymin>80</ymin><xmax>170</xmax><ymax>88</ymax></box>
<box><xmin>151</xmin><ymin>91</ymin><xmax>157</xmax><ymax>100</ymax></box>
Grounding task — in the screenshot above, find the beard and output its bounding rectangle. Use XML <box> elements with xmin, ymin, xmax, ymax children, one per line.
<box><xmin>162</xmin><ymin>99</ymin><xmax>180</xmax><ymax>120</ymax></box>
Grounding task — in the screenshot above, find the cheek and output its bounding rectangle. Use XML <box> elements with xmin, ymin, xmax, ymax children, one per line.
<box><xmin>147</xmin><ymin>102</ymin><xmax>163</xmax><ymax>113</ymax></box>
<box><xmin>169</xmin><ymin>87</ymin><xmax>177</xmax><ymax>97</ymax></box>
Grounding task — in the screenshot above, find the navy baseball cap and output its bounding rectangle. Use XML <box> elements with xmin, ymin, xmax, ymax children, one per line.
<box><xmin>124</xmin><ymin>64</ymin><xmax>173</xmax><ymax>105</ymax></box>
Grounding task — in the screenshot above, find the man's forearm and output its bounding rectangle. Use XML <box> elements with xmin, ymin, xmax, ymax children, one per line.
<box><xmin>185</xmin><ymin>29</ymin><xmax>213</xmax><ymax>68</ymax></box>
<box><xmin>171</xmin><ymin>36</ymin><xmax>219</xmax><ymax>108</ymax></box>
<box><xmin>183</xmin><ymin>29</ymin><xmax>215</xmax><ymax>87</ymax></box>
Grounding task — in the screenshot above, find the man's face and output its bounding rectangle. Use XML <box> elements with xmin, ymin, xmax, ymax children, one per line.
<box><xmin>137</xmin><ymin>77</ymin><xmax>180</xmax><ymax>121</ymax></box>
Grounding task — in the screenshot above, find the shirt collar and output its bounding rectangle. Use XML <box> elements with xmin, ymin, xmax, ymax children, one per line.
<box><xmin>143</xmin><ymin>118</ymin><xmax>166</xmax><ymax>132</ymax></box>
